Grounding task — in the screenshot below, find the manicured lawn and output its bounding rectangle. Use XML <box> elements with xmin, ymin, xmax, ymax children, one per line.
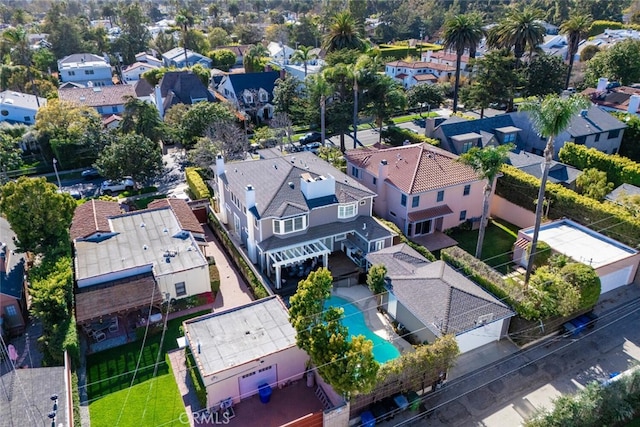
<box><xmin>447</xmin><ymin>219</ymin><xmax>519</xmax><ymax>274</ymax></box>
<box><xmin>86</xmin><ymin>310</ymin><xmax>209</xmax><ymax>422</ymax></box>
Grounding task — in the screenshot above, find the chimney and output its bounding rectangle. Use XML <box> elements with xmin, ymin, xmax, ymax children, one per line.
<box><xmin>154</xmin><ymin>84</ymin><xmax>164</xmax><ymax>118</ymax></box>
<box><xmin>425</xmin><ymin>117</ymin><xmax>437</xmax><ymax>137</ymax></box>
<box><xmin>378</xmin><ymin>159</ymin><xmax>389</xmax><ymax>181</ymax></box>
<box><xmin>628</xmin><ymin>95</ymin><xmax>640</xmax><ymax>114</ymax></box>
<box><xmin>245</xmin><ymin>185</ymin><xmax>256</xmax><ymax>209</ymax></box>
<box><xmin>0</xmin><ymin>242</ymin><xmax>6</xmax><ymax>274</ymax></box>
<box><xmin>215</xmin><ymin>154</ymin><xmax>225</xmax><ymax>177</ymax></box>
<box><xmin>597</xmin><ymin>77</ymin><xmax>608</xmax><ymax>92</ymax></box>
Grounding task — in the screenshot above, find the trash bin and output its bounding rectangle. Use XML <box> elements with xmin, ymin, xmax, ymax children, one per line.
<box><xmin>258</xmin><ymin>383</ymin><xmax>272</xmax><ymax>404</ymax></box>
<box><xmin>407</xmin><ymin>391</ymin><xmax>420</xmax><ymax>411</ymax></box>
<box><xmin>360</xmin><ymin>411</ymin><xmax>376</xmax><ymax>427</ymax></box>
<box><xmin>393</xmin><ymin>394</ymin><xmax>409</xmax><ymax>411</ymax></box>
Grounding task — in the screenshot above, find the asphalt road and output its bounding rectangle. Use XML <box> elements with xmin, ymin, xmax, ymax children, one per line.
<box><xmin>381</xmin><ymin>291</ymin><xmax>640</xmax><ymax>427</ymax></box>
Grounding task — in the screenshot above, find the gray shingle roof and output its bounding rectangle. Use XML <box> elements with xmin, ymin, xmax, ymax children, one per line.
<box><xmin>437</xmin><ymin>115</ymin><xmax>518</xmax><ymax>154</ymax></box>
<box><xmin>606</xmin><ymin>183</ymin><xmax>640</xmax><ymax>203</ymax></box>
<box><xmin>0</xmin><ymin>218</ymin><xmax>25</xmax><ymax>299</ymax></box>
<box><xmin>566</xmin><ymin>105</ymin><xmax>626</xmax><ymax>137</ymax></box>
<box><xmin>227</xmin><ymin>71</ymin><xmax>280</xmax><ymax>103</ymax></box>
<box><xmin>217</xmin><ymin>151</ymin><xmax>375</xmax><ymax>218</ymax></box>
<box><xmin>507</xmin><ymin>149</ymin><xmax>581</xmax><ymax>185</ymax></box>
<box><xmin>159</xmin><ymin>71</ymin><xmax>215</xmax><ymax>109</ymax></box>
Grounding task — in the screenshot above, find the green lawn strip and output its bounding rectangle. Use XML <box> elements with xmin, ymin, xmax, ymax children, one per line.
<box><xmin>447</xmin><ymin>219</ymin><xmax>519</xmax><ymax>274</ymax></box>
<box><xmin>88</xmin><ymin>373</ymin><xmax>184</xmax><ymax>427</ymax></box>
<box><xmin>86</xmin><ymin>311</ymin><xmax>208</xmax><ymax>400</ymax></box>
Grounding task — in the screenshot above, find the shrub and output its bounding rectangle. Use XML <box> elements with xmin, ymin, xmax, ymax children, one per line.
<box><xmin>559</xmin><ymin>142</ymin><xmax>640</xmax><ymax>188</ymax></box>
<box><xmin>588</xmin><ymin>20</ymin><xmax>625</xmax><ymax>37</ymax></box>
<box><xmin>185</xmin><ymin>167</ymin><xmax>211</xmax><ymax>200</ymax></box>
<box><xmin>560</xmin><ymin>262</ymin><xmax>601</xmax><ymax>309</ymax></box>
<box><xmin>380</xmin><ymin>126</ymin><xmax>439</xmax><ymax>147</ymax></box>
<box><xmin>527</xmin><ymin>240</ymin><xmax>552</xmax><ymax>270</ymax></box>
<box><xmin>376</xmin><ymin>217</ymin><xmax>436</xmax><ymax>261</ymax></box>
<box><xmin>185</xmin><ymin>348</ymin><xmax>207</xmax><ymax>408</ymax></box>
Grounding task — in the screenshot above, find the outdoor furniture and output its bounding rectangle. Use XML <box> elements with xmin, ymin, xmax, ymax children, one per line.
<box><xmin>109</xmin><ymin>318</ymin><xmax>119</xmax><ymax>332</ymax></box>
<box><xmin>92</xmin><ymin>331</ymin><xmax>106</xmax><ymax>342</ymax></box>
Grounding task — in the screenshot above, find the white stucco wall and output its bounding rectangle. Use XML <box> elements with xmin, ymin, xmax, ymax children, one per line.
<box><xmin>456</xmin><ymin>318</ymin><xmax>506</xmax><ymax>354</ymax></box>
<box><xmin>156</xmin><ymin>264</ymin><xmax>210</xmax><ymax>299</ymax></box>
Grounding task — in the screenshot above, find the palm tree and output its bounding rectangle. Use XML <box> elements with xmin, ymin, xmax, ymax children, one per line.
<box><xmin>291</xmin><ymin>45</ymin><xmax>317</xmax><ymax>77</ymax></box>
<box><xmin>307</xmin><ymin>74</ymin><xmax>332</xmax><ymax>149</ymax></box>
<box><xmin>175</xmin><ymin>9</ymin><xmax>195</xmax><ymax>68</ymax></box>
<box><xmin>520</xmin><ymin>94</ymin><xmax>589</xmax><ymax>283</ymax></box>
<box><xmin>324</xmin><ymin>11</ymin><xmax>364</xmax><ymax>52</ymax></box>
<box><xmin>443</xmin><ymin>13</ymin><xmax>485</xmax><ymax>113</ymax></box>
<box><xmin>560</xmin><ymin>13</ymin><xmax>593</xmax><ymax>89</ymax></box>
<box><xmin>2</xmin><ymin>26</ymin><xmax>30</xmax><ymax>67</ymax></box>
<box><xmin>487</xmin><ymin>7</ymin><xmax>545</xmax><ymax>65</ymax></box>
<box><xmin>459</xmin><ymin>144</ymin><xmax>514</xmax><ymax>259</ymax></box>
<box><xmin>244</xmin><ymin>44</ymin><xmax>269</xmax><ymax>72</ymax></box>
<box><xmin>366</xmin><ymin>75</ymin><xmax>407</xmax><ymax>144</ymax></box>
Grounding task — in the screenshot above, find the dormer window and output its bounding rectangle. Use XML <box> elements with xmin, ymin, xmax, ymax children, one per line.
<box><xmin>273</xmin><ymin>214</ymin><xmax>308</xmax><ymax>234</ymax></box>
<box><xmin>260</xmin><ymin>91</ymin><xmax>268</xmax><ymax>102</ymax></box>
<box><xmin>244</xmin><ymin>93</ymin><xmax>253</xmax><ymax>104</ymax></box>
<box><xmin>503</xmin><ymin>133</ymin><xmax>516</xmax><ymax>143</ymax></box>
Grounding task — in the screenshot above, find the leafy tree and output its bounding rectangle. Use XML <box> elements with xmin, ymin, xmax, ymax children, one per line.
<box><xmin>0</xmin><ymin>129</ymin><xmax>23</xmax><ymax>183</ymax></box>
<box><xmin>560</xmin><ymin>13</ymin><xmax>593</xmax><ymax>89</ymax></box>
<box><xmin>473</xmin><ymin>49</ymin><xmax>520</xmax><ymax>111</ymax></box>
<box><xmin>306</xmin><ymin>74</ymin><xmax>332</xmax><ymax>149</ymax></box>
<box><xmin>42</xmin><ymin>3</ymin><xmax>84</xmax><ymax>58</ymax></box>
<box><xmin>367</xmin><ymin>264</ymin><xmax>387</xmax><ymax>307</ymax></box>
<box><xmin>190</xmin><ymin>64</ymin><xmax>211</xmax><ymax>87</ymax></box>
<box><xmin>31</xmin><ymin>48</ymin><xmax>56</xmax><ymax>73</ymax></box>
<box><xmin>228</xmin><ymin>2</ymin><xmax>240</xmax><ymax>19</ymax></box>
<box><xmin>443</xmin><ymin>13</ymin><xmax>485</xmax><ymax>112</ymax></box>
<box><xmin>208</xmin><ymin>27</ymin><xmax>231</xmax><ymax>48</ymax></box>
<box><xmin>205</xmin><ymin>120</ymin><xmax>249</xmax><ymax>161</ymax></box>
<box><xmin>119</xmin><ymin>97</ymin><xmax>165</xmax><ymax>142</ymax></box>
<box><xmin>290</xmin><ymin>15</ymin><xmax>321</xmax><ymax>47</ymax></box>
<box><xmin>163</xmin><ymin>103</ymin><xmax>190</xmax><ymax>143</ymax></box>
<box><xmin>576</xmin><ymin>168</ymin><xmax>614</xmax><ymax>201</ymax></box>
<box><xmin>523</xmin><ymin>53</ymin><xmax>567</xmax><ymax>98</ymax></box>
<box><xmin>317</xmin><ymin>146</ymin><xmax>346</xmax><ymax>171</ymax></box>
<box><xmin>520</xmin><ymin>94</ymin><xmax>589</xmax><ymax>283</ymax></box>
<box><xmin>560</xmin><ymin>262</ymin><xmax>601</xmax><ymax>309</ymax></box>
<box><xmin>111</xmin><ymin>3</ymin><xmax>151</xmax><ymax>64</ymax></box>
<box><xmin>365</xmin><ymin>75</ymin><xmax>407</xmax><ymax>144</ymax></box>
<box><xmin>29</xmin><ymin>256</ymin><xmax>73</xmax><ymax>330</ymax></box>
<box><xmin>580</xmin><ymin>44</ymin><xmax>600</xmax><ymax>62</ymax></box>
<box><xmin>460</xmin><ymin>83</ymin><xmax>491</xmax><ymax>118</ymax></box>
<box><xmin>584</xmin><ymin>39</ymin><xmax>640</xmax><ymax>87</ymax></box>
<box><xmin>234</xmin><ymin>24</ymin><xmax>263</xmax><ymax>45</ymax></box>
<box><xmin>324</xmin><ymin>11</ymin><xmax>365</xmax><ymax>52</ymax></box>
<box><xmin>612</xmin><ymin>112</ymin><xmax>640</xmax><ymax>161</ymax></box>
<box><xmin>2</xmin><ymin>25</ymin><xmax>31</xmax><ymax>66</ymax></box>
<box><xmin>273</xmin><ymin>74</ymin><xmax>301</xmax><ymax>117</ymax></box>
<box><xmin>459</xmin><ymin>144</ymin><xmax>514</xmax><ymax>259</ymax></box>
<box><xmin>188</xmin><ymin>138</ymin><xmax>218</xmax><ymax>177</ymax></box>
<box><xmin>209</xmin><ymin>49</ymin><xmax>236</xmax><ymax>71</ymax></box>
<box><xmin>487</xmin><ymin>6</ymin><xmax>545</xmax><ymax>66</ymax></box>
<box><xmin>521</xmin><ymin>266</ymin><xmax>580</xmax><ymax>320</ymax></box>
<box><xmin>406</xmin><ymin>84</ymin><xmax>444</xmax><ymax>116</ymax></box>
<box><xmin>0</xmin><ymin>177</ymin><xmax>76</xmax><ymax>254</ymax></box>
<box><xmin>95</xmin><ymin>133</ymin><xmax>163</xmax><ymax>184</ymax></box>
<box><xmin>151</xmin><ymin>31</ymin><xmax>176</xmax><ymax>56</ymax></box>
<box><xmin>243</xmin><ymin>43</ymin><xmax>270</xmax><ymax>73</ymax></box>
<box><xmin>180</xmin><ymin>102</ymin><xmax>236</xmax><ymax>147</ymax></box>
<box><xmin>270</xmin><ymin>112</ymin><xmax>293</xmax><ymax>151</ymax></box>
<box><xmin>323</xmin><ymin>63</ymin><xmax>355</xmax><ymax>151</ymax></box>
<box><xmin>292</xmin><ymin>45</ymin><xmax>317</xmax><ymax>77</ymax></box>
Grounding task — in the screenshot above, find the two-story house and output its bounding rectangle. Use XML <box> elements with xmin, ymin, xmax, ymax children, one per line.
<box><xmin>210</xmin><ymin>151</ymin><xmax>395</xmax><ymax>289</ymax></box>
<box><xmin>161</xmin><ymin>47</ymin><xmax>212</xmax><ymax>69</ymax></box>
<box><xmin>152</xmin><ymin>71</ymin><xmax>216</xmax><ymax>118</ymax></box>
<box><xmin>385</xmin><ymin>60</ymin><xmax>452</xmax><ymax>89</ymax></box>
<box><xmin>344</xmin><ymin>143</ymin><xmax>485</xmax><ymax>248</ymax></box>
<box><xmin>122</xmin><ymin>61</ymin><xmax>159</xmax><ymax>84</ymax></box>
<box><xmin>58</xmin><ymin>84</ymin><xmax>136</xmax><ymax>116</ymax></box>
<box><xmin>135</xmin><ymin>51</ymin><xmax>163</xmax><ymax>68</ymax></box>
<box><xmin>510</xmin><ymin>104</ymin><xmax>627</xmax><ymax>157</ymax></box>
<box><xmin>57</xmin><ymin>53</ymin><xmax>113</xmax><ymax>87</ymax></box>
<box><xmin>216</xmin><ymin>71</ymin><xmax>279</xmax><ymax>122</ymax></box>
<box><xmin>0</xmin><ymin>90</ymin><xmax>46</xmax><ymax>125</ymax></box>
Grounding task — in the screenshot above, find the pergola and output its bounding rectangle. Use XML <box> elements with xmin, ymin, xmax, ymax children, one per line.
<box><xmin>266</xmin><ymin>240</ymin><xmax>331</xmax><ymax>289</ymax></box>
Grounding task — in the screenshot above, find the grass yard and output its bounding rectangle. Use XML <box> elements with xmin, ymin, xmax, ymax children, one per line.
<box><xmin>447</xmin><ymin>219</ymin><xmax>519</xmax><ymax>274</ymax></box>
<box><xmin>86</xmin><ymin>311</ymin><xmax>209</xmax><ymax>424</ymax></box>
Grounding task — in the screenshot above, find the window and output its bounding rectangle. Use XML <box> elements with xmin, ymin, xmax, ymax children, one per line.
<box><xmin>68</xmin><ymin>71</ymin><xmax>75</xmax><ymax>76</ymax></box>
<box><xmin>351</xmin><ymin>166</ymin><xmax>360</xmax><ymax>178</ymax></box>
<box><xmin>112</xmin><ymin>106</ymin><xmax>118</xmax><ymax>113</ymax></box>
<box><xmin>5</xmin><ymin>305</ymin><xmax>17</xmax><ymax>316</ymax></box>
<box><xmin>338</xmin><ymin>203</ymin><xmax>357</xmax><ymax>219</ymax></box>
<box><xmin>373</xmin><ymin>177</ymin><xmax>377</xmax><ymax>185</ymax></box>
<box><xmin>608</xmin><ymin>129</ymin><xmax>620</xmax><ymax>139</ymax></box>
<box><xmin>401</xmin><ymin>194</ymin><xmax>407</xmax><ymax>206</ymax></box>
<box><xmin>594</xmin><ymin>133</ymin><xmax>601</xmax><ymax>142</ymax></box>
<box><xmin>1</xmin><ymin>110</ymin><xmax>8</xmax><ymax>116</ymax></box>
<box><xmin>463</xmin><ymin>184</ymin><xmax>471</xmax><ymax>196</ymax></box>
<box><xmin>414</xmin><ymin>219</ymin><xmax>432</xmax><ymax>235</ymax></box>
<box><xmin>574</xmin><ymin>136</ymin><xmax>586</xmax><ymax>145</ymax></box>
<box><xmin>459</xmin><ymin>210</ymin><xmax>467</xmax><ymax>221</ymax></box>
<box><xmin>437</xmin><ymin>190</ymin><xmax>444</xmax><ymax>202</ymax></box>
<box><xmin>461</xmin><ymin>141</ymin><xmax>474</xmax><ymax>153</ymax></box>
<box><xmin>85</xmin><ymin>69</ymin><xmax>94</xmax><ymax>75</ymax></box>
<box><xmin>390</xmin><ymin>211</ymin><xmax>396</xmax><ymax>217</ymax></box>
<box><xmin>503</xmin><ymin>133</ymin><xmax>516</xmax><ymax>143</ymax></box>
<box><xmin>24</xmin><ymin>116</ymin><xmax>31</xmax><ymax>122</ymax></box>
<box><xmin>260</xmin><ymin>92</ymin><xmax>268</xmax><ymax>102</ymax></box>
<box><xmin>273</xmin><ymin>215</ymin><xmax>308</xmax><ymax>234</ymax></box>
<box><xmin>175</xmin><ymin>282</ymin><xmax>186</xmax><ymax>297</ymax></box>
<box><xmin>412</xmin><ymin>196</ymin><xmax>420</xmax><ymax>208</ymax></box>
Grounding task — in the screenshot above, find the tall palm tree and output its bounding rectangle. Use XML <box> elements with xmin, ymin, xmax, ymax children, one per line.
<box><xmin>487</xmin><ymin>7</ymin><xmax>545</xmax><ymax>66</ymax></box>
<box><xmin>323</xmin><ymin>11</ymin><xmax>364</xmax><ymax>52</ymax></box>
<box><xmin>2</xmin><ymin>26</ymin><xmax>30</xmax><ymax>67</ymax></box>
<box><xmin>175</xmin><ymin>9</ymin><xmax>195</xmax><ymax>68</ymax></box>
<box><xmin>520</xmin><ymin>94</ymin><xmax>589</xmax><ymax>283</ymax></box>
<box><xmin>244</xmin><ymin>44</ymin><xmax>269</xmax><ymax>72</ymax></box>
<box><xmin>560</xmin><ymin>13</ymin><xmax>593</xmax><ymax>89</ymax></box>
<box><xmin>291</xmin><ymin>45</ymin><xmax>317</xmax><ymax>77</ymax></box>
<box><xmin>366</xmin><ymin>75</ymin><xmax>407</xmax><ymax>144</ymax></box>
<box><xmin>459</xmin><ymin>144</ymin><xmax>514</xmax><ymax>259</ymax></box>
<box><xmin>443</xmin><ymin>13</ymin><xmax>485</xmax><ymax>113</ymax></box>
<box><xmin>308</xmin><ymin>74</ymin><xmax>332</xmax><ymax>149</ymax></box>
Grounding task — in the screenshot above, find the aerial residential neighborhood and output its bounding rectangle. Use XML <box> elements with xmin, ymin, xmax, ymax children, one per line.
<box><xmin>1</xmin><ymin>1</ymin><xmax>640</xmax><ymax>427</ymax></box>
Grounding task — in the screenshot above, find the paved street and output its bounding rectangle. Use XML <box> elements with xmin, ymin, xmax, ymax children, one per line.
<box><xmin>378</xmin><ymin>284</ymin><xmax>640</xmax><ymax>427</ymax></box>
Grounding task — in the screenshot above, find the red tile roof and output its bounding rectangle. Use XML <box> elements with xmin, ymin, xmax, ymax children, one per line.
<box><xmin>70</xmin><ymin>200</ymin><xmax>122</xmax><ymax>241</ymax></box>
<box><xmin>413</xmin><ymin>74</ymin><xmax>438</xmax><ymax>82</ymax></box>
<box><xmin>386</xmin><ymin>60</ymin><xmax>455</xmax><ymax>72</ymax></box>
<box><xmin>345</xmin><ymin>143</ymin><xmax>479</xmax><ymax>194</ymax></box>
<box><xmin>58</xmin><ymin>84</ymin><xmax>136</xmax><ymax>108</ymax></box>
<box><xmin>407</xmin><ymin>205</ymin><xmax>453</xmax><ymax>222</ymax></box>
<box><xmin>147</xmin><ymin>198</ymin><xmax>204</xmax><ymax>234</ymax></box>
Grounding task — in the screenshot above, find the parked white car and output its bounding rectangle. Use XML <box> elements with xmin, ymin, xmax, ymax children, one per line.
<box><xmin>100</xmin><ymin>177</ymin><xmax>135</xmax><ymax>195</ymax></box>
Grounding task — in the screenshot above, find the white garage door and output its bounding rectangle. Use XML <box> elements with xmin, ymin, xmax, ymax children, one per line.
<box><xmin>600</xmin><ymin>266</ymin><xmax>634</xmax><ymax>294</ymax></box>
<box><xmin>238</xmin><ymin>364</ymin><xmax>277</xmax><ymax>400</ymax></box>
<box><xmin>456</xmin><ymin>319</ymin><xmax>504</xmax><ymax>354</ymax></box>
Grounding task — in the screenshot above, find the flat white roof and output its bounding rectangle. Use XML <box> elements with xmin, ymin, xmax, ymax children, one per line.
<box><xmin>522</xmin><ymin>219</ymin><xmax>637</xmax><ymax>268</ymax></box>
<box><xmin>184</xmin><ymin>296</ymin><xmax>296</xmax><ymax>376</ymax></box>
<box><xmin>75</xmin><ymin>207</ymin><xmax>207</xmax><ymax>280</ymax></box>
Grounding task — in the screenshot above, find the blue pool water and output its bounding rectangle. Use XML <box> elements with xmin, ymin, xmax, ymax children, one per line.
<box><xmin>324</xmin><ymin>295</ymin><xmax>400</xmax><ymax>364</ymax></box>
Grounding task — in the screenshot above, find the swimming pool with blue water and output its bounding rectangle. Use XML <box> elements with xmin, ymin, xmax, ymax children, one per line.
<box><xmin>324</xmin><ymin>295</ymin><xmax>400</xmax><ymax>364</ymax></box>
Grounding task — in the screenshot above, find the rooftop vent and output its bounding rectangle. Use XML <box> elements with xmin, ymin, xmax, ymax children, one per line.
<box><xmin>143</xmin><ymin>245</ymin><xmax>148</xmax><ymax>250</ymax></box>
<box><xmin>288</xmin><ymin>181</ymin><xmax>294</xmax><ymax>188</ymax></box>
<box><xmin>140</xmin><ymin>222</ymin><xmax>146</xmax><ymax>228</ymax></box>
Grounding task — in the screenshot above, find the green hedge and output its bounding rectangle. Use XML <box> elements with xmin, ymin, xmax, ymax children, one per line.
<box><xmin>376</xmin><ymin>217</ymin><xmax>436</xmax><ymax>261</ymax></box>
<box><xmin>559</xmin><ymin>142</ymin><xmax>640</xmax><ymax>187</ymax></box>
<box><xmin>186</xmin><ymin>167</ymin><xmax>211</xmax><ymax>199</ymax></box>
<box><xmin>185</xmin><ymin>348</ymin><xmax>207</xmax><ymax>408</ymax></box>
<box><xmin>208</xmin><ymin>212</ymin><xmax>269</xmax><ymax>299</ymax></box>
<box><xmin>377</xmin><ymin>43</ymin><xmax>443</xmax><ymax>60</ymax></box>
<box><xmin>496</xmin><ymin>165</ymin><xmax>640</xmax><ymax>248</ymax></box>
<box><xmin>588</xmin><ymin>20</ymin><xmax>625</xmax><ymax>37</ymax></box>
<box><xmin>380</xmin><ymin>126</ymin><xmax>439</xmax><ymax>147</ymax></box>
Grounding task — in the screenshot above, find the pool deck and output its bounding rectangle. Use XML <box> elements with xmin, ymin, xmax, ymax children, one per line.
<box><xmin>332</xmin><ymin>285</ymin><xmax>414</xmax><ymax>355</ymax></box>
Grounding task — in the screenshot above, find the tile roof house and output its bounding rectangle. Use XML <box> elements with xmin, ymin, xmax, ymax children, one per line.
<box><xmin>58</xmin><ymin>84</ymin><xmax>136</xmax><ymax>116</ymax></box>
<box><xmin>583</xmin><ymin>78</ymin><xmax>640</xmax><ymax>116</ymax></box>
<box><xmin>152</xmin><ymin>70</ymin><xmax>216</xmax><ymax>118</ymax></box>
<box><xmin>211</xmin><ymin>150</ymin><xmax>395</xmax><ymax>289</ymax></box>
<box><xmin>216</xmin><ymin>71</ymin><xmax>279</xmax><ymax>122</ymax></box>
<box><xmin>135</xmin><ymin>51</ymin><xmax>163</xmax><ymax>67</ymax></box>
<box><xmin>426</xmin><ymin>114</ymin><xmax>522</xmax><ymax>155</ymax></box>
<box><xmin>385</xmin><ymin>57</ymin><xmax>457</xmax><ymax>89</ymax></box>
<box><xmin>57</xmin><ymin>52</ymin><xmax>113</xmax><ymax>87</ymax></box>
<box><xmin>366</xmin><ymin>244</ymin><xmax>514</xmax><ymax>353</ymax></box>
<box><xmin>212</xmin><ymin>45</ymin><xmax>251</xmax><ymax>66</ymax></box>
<box><xmin>70</xmin><ymin>199</ymin><xmax>209</xmax><ymax>352</ymax></box>
<box><xmin>0</xmin><ymin>90</ymin><xmax>46</xmax><ymax>125</ymax></box>
<box><xmin>0</xmin><ymin>218</ymin><xmax>28</xmax><ymax>337</ymax></box>
<box><xmin>161</xmin><ymin>47</ymin><xmax>212</xmax><ymax>69</ymax></box>
<box><xmin>510</xmin><ymin>105</ymin><xmax>627</xmax><ymax>157</ymax></box>
<box><xmin>344</xmin><ymin>143</ymin><xmax>485</xmax><ymax>249</ymax></box>
<box><xmin>122</xmin><ymin>61</ymin><xmax>159</xmax><ymax>84</ymax></box>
